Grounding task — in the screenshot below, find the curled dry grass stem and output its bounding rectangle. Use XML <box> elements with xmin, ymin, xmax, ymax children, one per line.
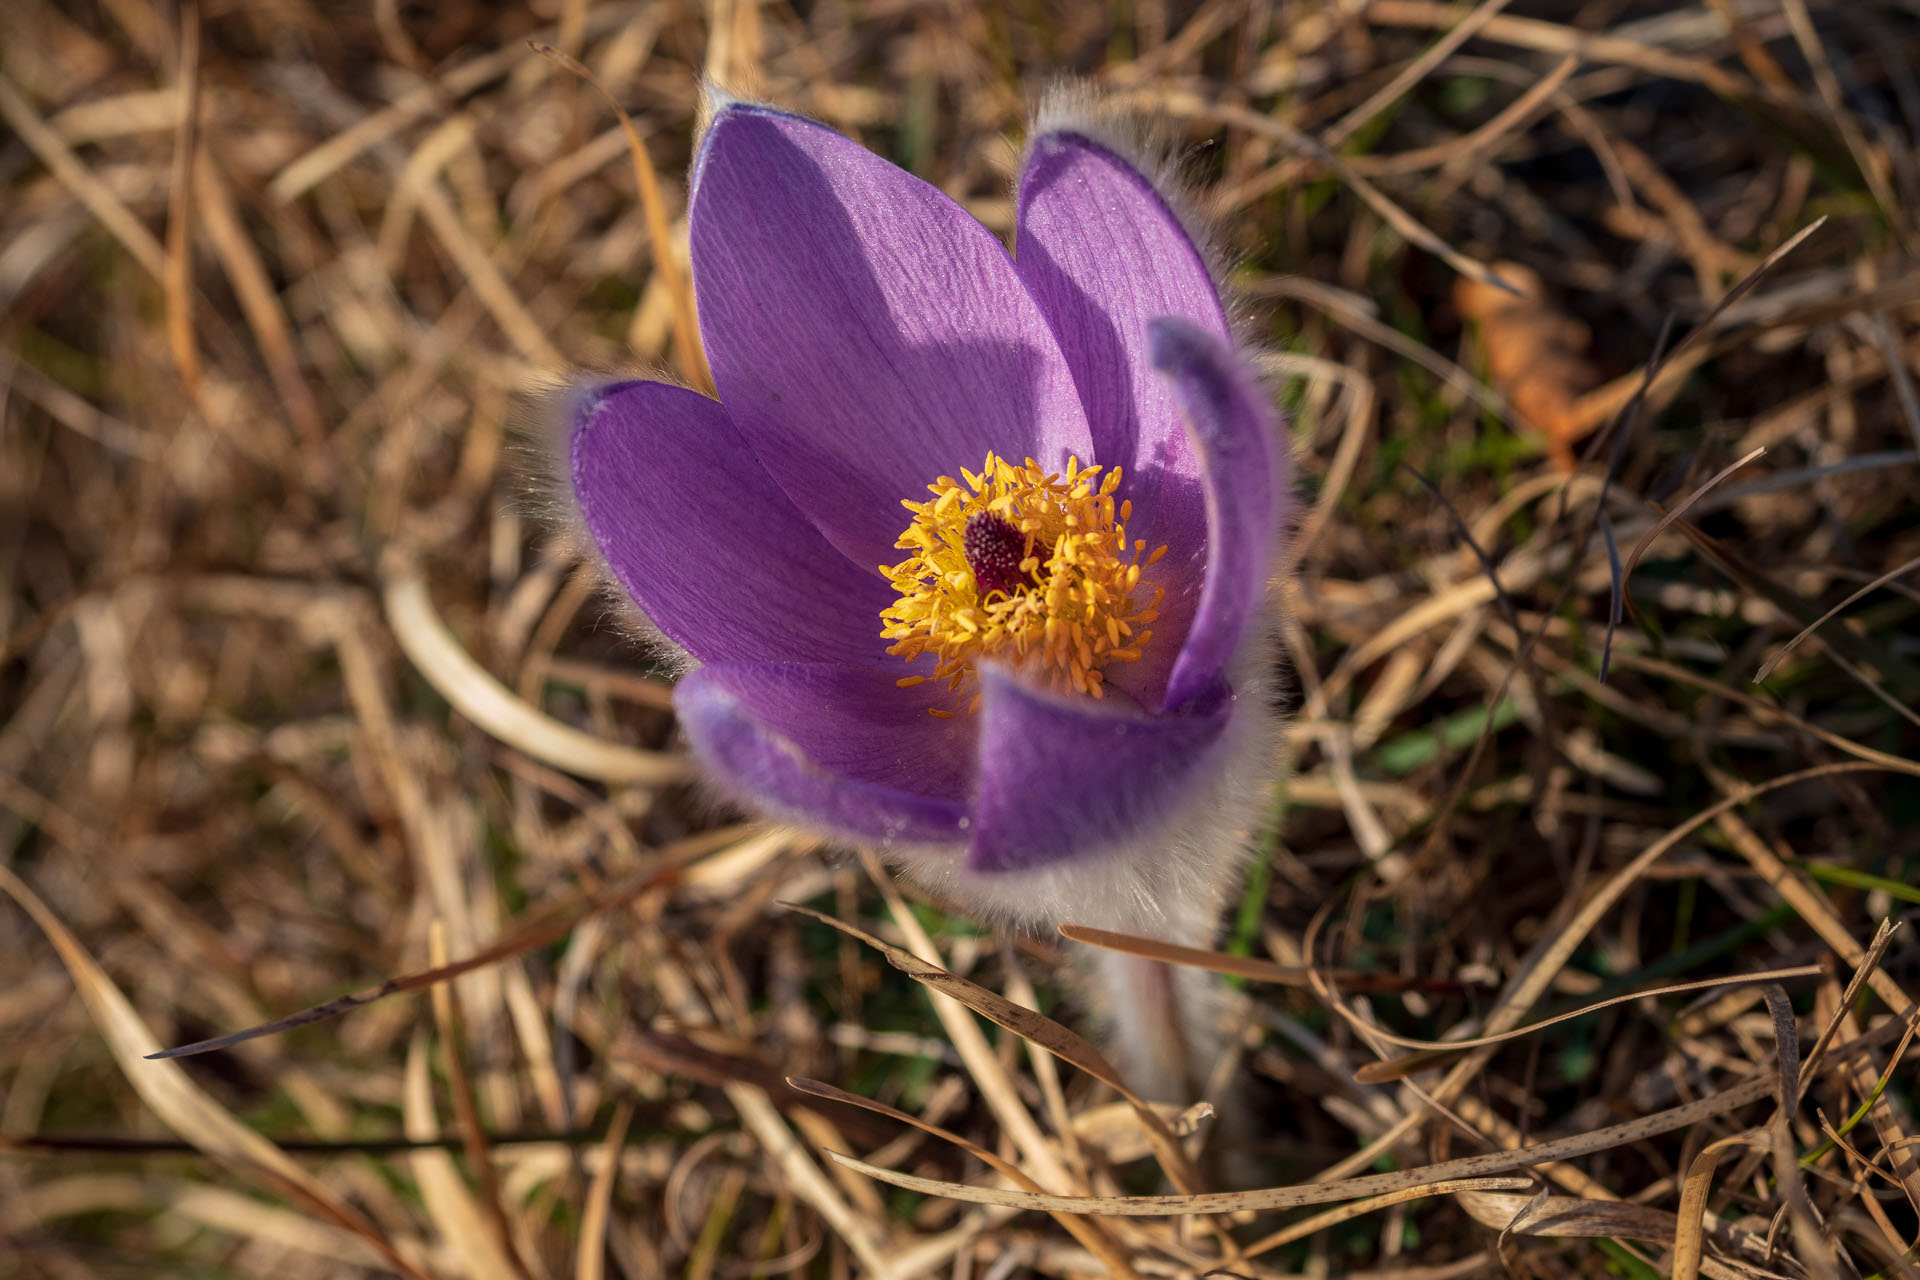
<box><xmin>382</xmin><ymin>552</ymin><xmax>686</xmax><ymax>785</ymax></box>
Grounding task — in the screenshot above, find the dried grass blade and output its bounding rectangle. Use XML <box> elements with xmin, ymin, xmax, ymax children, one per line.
<box><xmin>574</xmin><ymin>1099</ymin><xmax>633</xmax><ymax>1280</ymax></box>
<box><xmin>1870</xmin><ymin>306</ymin><xmax>1920</xmax><ymax>456</ymax></box>
<box><xmin>1778</xmin><ymin>0</ymin><xmax>1912</xmax><ymax>253</ymax></box>
<box><xmin>724</xmin><ymin>1084</ymin><xmax>899</xmax><ymax>1280</ymax></box>
<box><xmin>785</xmin><ymin>1077</ymin><xmax>1145</xmax><ymax>1280</ymax></box>
<box><xmin>1673</xmin><ymin>1132</ymin><xmax>1769</xmax><ymax>1280</ymax></box>
<box><xmin>1799</xmin><ymin>921</ymin><xmax>1902</xmax><ymax>1095</ymax></box>
<box><xmin>428</xmin><ymin>923</ymin><xmax>529</xmax><ymax>1278</ymax></box>
<box><xmin>1348</xmin><ymin>965</ymin><xmax>1818</xmax><ymax>1067</ymax></box>
<box><xmin>403</xmin><ymin>1029</ymin><xmax>522</xmax><ymax>1280</ymax></box>
<box><xmin>192</xmin><ymin>152</ymin><xmax>330</xmax><ymax>455</ymax></box>
<box><xmin>1710</xmin><ymin>804</ymin><xmax>1919</xmax><ymax>1022</ymax></box>
<box><xmin>1457</xmin><ymin>1190</ymin><xmax>1685</xmax><ymax>1242</ymax></box>
<box><xmin>855</xmin><ymin>874</ymin><xmax>1076</xmax><ymax>1194</ymax></box>
<box><xmin>1660</xmin><ymin>216</ymin><xmax>1827</xmax><ymax>370</ymax></box>
<box><xmin>612</xmin><ymin>1026</ymin><xmax>898</xmax><ymax>1151</ymax></box>
<box><xmin>150</xmin><ymin>861</ymin><xmax>677</xmax><ymax>1058</ymax></box>
<box><xmin>826</xmin><ymin>1073</ymin><xmax>1776</xmax><ymax>1216</ymax></box>
<box><xmin>163</xmin><ymin>2</ymin><xmax>204</xmax><ymax>405</ymax></box>
<box><xmin>1613</xmin><ymin>652</ymin><xmax>1920</xmax><ymax>780</ymax></box>
<box><xmin>1808</xmin><ymin>1005</ymin><xmax>1920</xmax><ymax>1231</ymax></box>
<box><xmin>1570</xmin><ymin>217</ymin><xmax>1830</xmax><ymax>439</ymax></box>
<box><xmin>407</xmin><ymin>172</ymin><xmax>563</xmax><ymax>369</ymax></box>
<box><xmin>1061</xmin><ymin>922</ymin><xmax>1313</xmax><ymax>984</ymax></box>
<box><xmin>270</xmin><ymin>34</ymin><xmax>551</xmax><ymax>200</ymax></box>
<box><xmin>1755</xmin><ymin>980</ymin><xmax>1846</xmax><ymax>1280</ymax></box>
<box><xmin>1359</xmin><ymin>761</ymin><xmax>1891</xmax><ymax>1085</ymax></box>
<box><xmin>1435</xmin><ymin>54</ymin><xmax>1579</xmax><ymax>178</ymax></box>
<box><xmin>1245</xmin><ymin>1178</ymin><xmax>1533</xmax><ymax>1260</ymax></box>
<box><xmin>1141</xmin><ymin>89</ymin><xmax>1515</xmax><ymax>295</ymax></box>
<box><xmin>780</xmin><ymin>902</ymin><xmax>1208</xmax><ymax>1196</ymax></box>
<box><xmin>1757</xmin><ymin>553</ymin><xmax>1920</xmax><ymax>682</ymax></box>
<box><xmin>0</xmin><ymin>865</ymin><xmax>433</xmax><ymax>1280</ymax></box>
<box><xmin>1363</xmin><ymin>0</ymin><xmax>1769</xmax><ymax>102</ymax></box>
<box><xmin>165</xmin><ymin>1182</ymin><xmax>418</xmax><ymax>1268</ymax></box>
<box><xmin>1807</xmin><ymin>1007</ymin><xmax>1920</xmax><ymax>1172</ymax></box>
<box><xmin>1621</xmin><ymin>445</ymin><xmax>1766</xmax><ymax>605</ymax></box>
<box><xmin>528</xmin><ymin>42</ymin><xmax>709</xmax><ymax>391</ymax></box>
<box><xmin>0</xmin><ymin>72</ymin><xmax>167</xmax><ymax>278</ymax></box>
<box><xmin>1059</xmin><ymin>922</ymin><xmax>1467</xmax><ymax>993</ymax></box>
<box><xmin>1326</xmin><ymin>0</ymin><xmax>1517</xmax><ymax>148</ymax></box>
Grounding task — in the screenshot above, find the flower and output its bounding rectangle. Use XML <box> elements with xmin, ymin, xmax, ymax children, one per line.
<box><xmin>556</xmin><ymin>93</ymin><xmax>1290</xmax><ymax>940</ymax></box>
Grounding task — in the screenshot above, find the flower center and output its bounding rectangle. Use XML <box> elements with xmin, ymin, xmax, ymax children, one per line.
<box><xmin>879</xmin><ymin>452</ymin><xmax>1166</xmax><ymax>714</ymax></box>
<box><xmin>962</xmin><ymin>511</ymin><xmax>1027</xmax><ymax>598</ymax></box>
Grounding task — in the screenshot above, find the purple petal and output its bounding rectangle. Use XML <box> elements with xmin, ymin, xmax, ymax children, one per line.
<box><xmin>570</xmin><ymin>379</ymin><xmax>896</xmax><ymax>667</ymax></box>
<box><xmin>1015</xmin><ymin>132</ymin><xmax>1230</xmax><ymax>697</ymax></box>
<box><xmin>690</xmin><ymin>105</ymin><xmax>1094</xmax><ymax>568</ymax></box>
<box><xmin>676</xmin><ymin>662</ymin><xmax>972</xmax><ymax>845</ymax></box>
<box><xmin>1149</xmin><ymin>319</ymin><xmax>1288</xmax><ymax>712</ymax></box>
<box><xmin>967</xmin><ymin>666</ymin><xmax>1230</xmax><ymax>874</ymax></box>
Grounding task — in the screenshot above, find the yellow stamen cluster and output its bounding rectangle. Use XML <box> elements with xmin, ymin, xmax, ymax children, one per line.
<box><xmin>879</xmin><ymin>452</ymin><xmax>1166</xmax><ymax>714</ymax></box>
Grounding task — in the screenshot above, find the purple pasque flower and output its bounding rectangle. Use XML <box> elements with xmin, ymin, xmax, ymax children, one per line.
<box><xmin>558</xmin><ymin>94</ymin><xmax>1290</xmax><ymax>937</ymax></box>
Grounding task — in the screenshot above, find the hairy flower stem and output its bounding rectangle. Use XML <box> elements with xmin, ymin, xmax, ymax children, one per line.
<box><xmin>1101</xmin><ymin>949</ymin><xmax>1203</xmax><ymax>1102</ymax></box>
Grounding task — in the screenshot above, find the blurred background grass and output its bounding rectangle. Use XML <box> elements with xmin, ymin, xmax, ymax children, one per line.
<box><xmin>2</xmin><ymin>0</ymin><xmax>1918</xmax><ymax>1276</ymax></box>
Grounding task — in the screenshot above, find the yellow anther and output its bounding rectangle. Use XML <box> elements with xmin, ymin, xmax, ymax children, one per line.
<box><xmin>878</xmin><ymin>452</ymin><xmax>1166</xmax><ymax>712</ymax></box>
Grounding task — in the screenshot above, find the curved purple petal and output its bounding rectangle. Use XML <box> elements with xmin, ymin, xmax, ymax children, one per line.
<box><xmin>1149</xmin><ymin>319</ymin><xmax>1288</xmax><ymax>713</ymax></box>
<box><xmin>966</xmin><ymin>665</ymin><xmax>1230</xmax><ymax>874</ymax></box>
<box><xmin>676</xmin><ymin>662</ymin><xmax>972</xmax><ymax>845</ymax></box>
<box><xmin>1015</xmin><ymin>131</ymin><xmax>1230</xmax><ymax>700</ymax></box>
<box><xmin>690</xmin><ymin>105</ymin><xmax>1094</xmax><ymax>568</ymax></box>
<box><xmin>570</xmin><ymin>379</ymin><xmax>896</xmax><ymax>668</ymax></box>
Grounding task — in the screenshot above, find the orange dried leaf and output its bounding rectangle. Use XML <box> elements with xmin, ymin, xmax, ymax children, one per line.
<box><xmin>1455</xmin><ymin>261</ymin><xmax>1603</xmax><ymax>470</ymax></box>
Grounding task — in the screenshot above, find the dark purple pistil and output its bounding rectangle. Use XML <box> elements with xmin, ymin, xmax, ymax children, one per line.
<box><xmin>964</xmin><ymin>512</ymin><xmax>1029</xmax><ymax>598</ymax></box>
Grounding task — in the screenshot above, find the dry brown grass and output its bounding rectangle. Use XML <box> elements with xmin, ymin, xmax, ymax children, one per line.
<box><xmin>4</xmin><ymin>1</ymin><xmax>1918</xmax><ymax>1277</ymax></box>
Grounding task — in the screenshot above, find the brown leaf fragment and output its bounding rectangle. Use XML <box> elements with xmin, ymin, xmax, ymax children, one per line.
<box><xmin>1455</xmin><ymin>261</ymin><xmax>1603</xmax><ymax>469</ymax></box>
